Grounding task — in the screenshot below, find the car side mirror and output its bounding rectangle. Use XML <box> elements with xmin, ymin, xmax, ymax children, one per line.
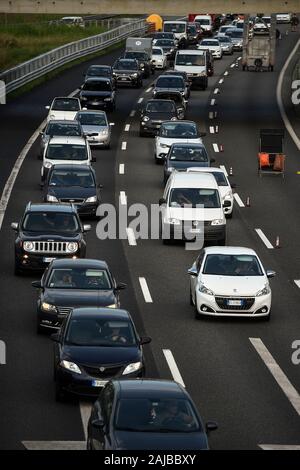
<box><xmin>159</xmin><ymin>197</ymin><xmax>166</xmax><ymax>205</ymax></box>
<box><xmin>223</xmin><ymin>200</ymin><xmax>231</xmax><ymax>208</ymax></box>
<box><xmin>187</xmin><ymin>267</ymin><xmax>198</xmax><ymax>277</ymax></box>
<box><xmin>11</xmin><ymin>222</ymin><xmax>18</xmax><ymax>231</ymax></box>
<box><xmin>31</xmin><ymin>280</ymin><xmax>42</xmax><ymax>288</ymax></box>
<box><xmin>98</xmin><ymin>183</ymin><xmax>103</xmax><ymax>189</ymax></box>
<box><xmin>206</xmin><ymin>421</ymin><xmax>218</xmax><ymax>433</ymax></box>
<box><xmin>50</xmin><ymin>332</ymin><xmax>60</xmax><ymax>342</ymax></box>
<box><xmin>139</xmin><ymin>336</ymin><xmax>152</xmax><ymax>345</ymax></box>
<box><xmin>83</xmin><ymin>224</ymin><xmax>91</xmax><ymax>232</ymax></box>
<box><xmin>266</xmin><ymin>270</ymin><xmax>276</xmax><ymax>278</ymax></box>
<box><xmin>45</xmin><ymin>105</ymin><xmax>50</xmax><ymax>110</ymax></box>
<box><xmin>39</xmin><ymin>182</ymin><xmax>44</xmax><ymax>189</ymax></box>
<box><xmin>116</xmin><ymin>282</ymin><xmax>127</xmax><ymax>291</ymax></box>
<box><xmin>91</xmin><ymin>418</ymin><xmax>105</xmax><ymax>430</ymax></box>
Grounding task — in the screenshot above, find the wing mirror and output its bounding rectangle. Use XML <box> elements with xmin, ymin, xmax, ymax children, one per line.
<box><xmin>205</xmin><ymin>421</ymin><xmax>218</xmax><ymax>433</ymax></box>
<box><xmin>223</xmin><ymin>200</ymin><xmax>231</xmax><ymax>208</ymax></box>
<box><xmin>159</xmin><ymin>197</ymin><xmax>166</xmax><ymax>205</ymax></box>
<box><xmin>187</xmin><ymin>267</ymin><xmax>198</xmax><ymax>277</ymax></box>
<box><xmin>45</xmin><ymin>105</ymin><xmax>50</xmax><ymax>110</ymax></box>
<box><xmin>83</xmin><ymin>224</ymin><xmax>91</xmax><ymax>232</ymax></box>
<box><xmin>50</xmin><ymin>332</ymin><xmax>60</xmax><ymax>342</ymax></box>
<box><xmin>139</xmin><ymin>336</ymin><xmax>152</xmax><ymax>345</ymax></box>
<box><xmin>31</xmin><ymin>280</ymin><xmax>42</xmax><ymax>288</ymax></box>
<box><xmin>115</xmin><ymin>282</ymin><xmax>127</xmax><ymax>291</ymax></box>
<box><xmin>199</xmin><ymin>132</ymin><xmax>207</xmax><ymax>137</ymax></box>
<box><xmin>11</xmin><ymin>222</ymin><xmax>19</xmax><ymax>231</ymax></box>
<box><xmin>266</xmin><ymin>270</ymin><xmax>276</xmax><ymax>278</ymax></box>
<box><xmin>91</xmin><ymin>418</ymin><xmax>105</xmax><ymax>430</ymax></box>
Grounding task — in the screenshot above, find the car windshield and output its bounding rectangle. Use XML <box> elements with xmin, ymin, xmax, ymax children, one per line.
<box><xmin>156</xmin><ymin>39</ymin><xmax>174</xmax><ymax>47</ymax></box>
<box><xmin>51</xmin><ymin>98</ymin><xmax>80</xmax><ymax>111</ymax></box>
<box><xmin>169</xmin><ymin>146</ymin><xmax>208</xmax><ymax>162</ymax></box>
<box><xmin>46</xmin><ymin>144</ymin><xmax>87</xmax><ymax>161</ymax></box>
<box><xmin>201</xmin><ymin>40</ymin><xmax>219</xmax><ymax>46</ymax></box>
<box><xmin>220</xmin><ymin>26</ymin><xmax>230</xmax><ymax>32</ymax></box>
<box><xmin>156</xmin><ymin>77</ymin><xmax>184</xmax><ymax>88</ymax></box>
<box><xmin>125</xmin><ymin>51</ymin><xmax>147</xmax><ymax>60</ymax></box>
<box><xmin>115</xmin><ymin>398</ymin><xmax>200</xmax><ymax>432</ymax></box>
<box><xmin>47</xmin><ymin>268</ymin><xmax>112</xmax><ymax>289</ymax></box>
<box><xmin>83</xmin><ymin>80</ymin><xmax>111</xmax><ymax>91</ymax></box>
<box><xmin>86</xmin><ymin>67</ymin><xmax>110</xmax><ymax>77</ymax></box>
<box><xmin>49</xmin><ymin>169</ymin><xmax>95</xmax><ymax>187</ymax></box>
<box><xmin>217</xmin><ymin>37</ymin><xmax>231</xmax><ymax>43</ymax></box>
<box><xmin>176</xmin><ymin>54</ymin><xmax>205</xmax><ymax>66</ymax></box>
<box><xmin>115</xmin><ymin>60</ymin><xmax>138</xmax><ymax>70</ymax></box>
<box><xmin>76</xmin><ymin>112</ymin><xmax>107</xmax><ymax>126</ymax></box>
<box><xmin>46</xmin><ymin>123</ymin><xmax>81</xmax><ymax>136</ymax></box>
<box><xmin>160</xmin><ymin>123</ymin><xmax>197</xmax><ymax>138</ymax></box>
<box><xmin>152</xmin><ymin>48</ymin><xmax>163</xmax><ymax>55</ymax></box>
<box><xmin>196</xmin><ymin>18</ymin><xmax>210</xmax><ymax>25</ymax></box>
<box><xmin>146</xmin><ymin>101</ymin><xmax>174</xmax><ymax>113</ymax></box>
<box><xmin>203</xmin><ymin>254</ymin><xmax>264</xmax><ymax>276</ymax></box>
<box><xmin>65</xmin><ymin>318</ymin><xmax>136</xmax><ymax>347</ymax></box>
<box><xmin>155</xmin><ymin>33</ymin><xmax>173</xmax><ymax>40</ymax></box>
<box><xmin>210</xmin><ymin>172</ymin><xmax>228</xmax><ymax>186</ymax></box>
<box><xmin>155</xmin><ymin>92</ymin><xmax>182</xmax><ymax>103</ymax></box>
<box><xmin>23</xmin><ymin>212</ymin><xmax>79</xmax><ymax>232</ymax></box>
<box><xmin>164</xmin><ymin>23</ymin><xmax>186</xmax><ymax>33</ymax></box>
<box><xmin>227</xmin><ymin>30</ymin><xmax>243</xmax><ymax>38</ymax></box>
<box><xmin>169</xmin><ymin>188</ymin><xmax>220</xmax><ymax>208</ymax></box>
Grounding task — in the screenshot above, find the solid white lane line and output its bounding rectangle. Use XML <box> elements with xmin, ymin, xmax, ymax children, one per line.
<box><xmin>119</xmin><ymin>191</ymin><xmax>127</xmax><ymax>205</ymax></box>
<box><xmin>219</xmin><ymin>164</ymin><xmax>228</xmax><ymax>176</ymax></box>
<box><xmin>126</xmin><ymin>227</ymin><xmax>137</xmax><ymax>246</ymax></box>
<box><xmin>138</xmin><ymin>277</ymin><xmax>153</xmax><ymax>303</ymax></box>
<box><xmin>259</xmin><ymin>444</ymin><xmax>300</xmax><ymax>450</ymax></box>
<box><xmin>80</xmin><ymin>402</ymin><xmax>92</xmax><ymax>441</ymax></box>
<box><xmin>209</xmin><ymin>126</ymin><xmax>215</xmax><ymax>134</ymax></box>
<box><xmin>277</xmin><ymin>37</ymin><xmax>300</xmax><ymax>150</ymax></box>
<box><xmin>214</xmin><ymin>88</ymin><xmax>219</xmax><ymax>94</ymax></box>
<box><xmin>213</xmin><ymin>143</ymin><xmax>219</xmax><ymax>152</ymax></box>
<box><xmin>119</xmin><ymin>163</ymin><xmax>125</xmax><ymax>174</ymax></box>
<box><xmin>294</xmin><ymin>280</ymin><xmax>300</xmax><ymax>288</ymax></box>
<box><xmin>250</xmin><ymin>338</ymin><xmax>300</xmax><ymax>416</ymax></box>
<box><xmin>146</xmin><ymin>87</ymin><xmax>152</xmax><ymax>93</ymax></box>
<box><xmin>0</xmin><ymin>119</ymin><xmax>46</xmax><ymax>231</ymax></box>
<box><xmin>219</xmin><ymin>78</ymin><xmax>224</xmax><ymax>84</ymax></box>
<box><xmin>163</xmin><ymin>349</ymin><xmax>185</xmax><ymax>388</ymax></box>
<box><xmin>121</xmin><ymin>141</ymin><xmax>127</xmax><ymax>150</ymax></box>
<box><xmin>130</xmin><ymin>110</ymin><xmax>136</xmax><ymax>117</ymax></box>
<box><xmin>137</xmin><ymin>97</ymin><xmax>144</xmax><ymax>104</ymax></box>
<box><xmin>234</xmin><ymin>193</ymin><xmax>245</xmax><ymax>208</ymax></box>
<box><xmin>210</xmin><ymin>98</ymin><xmax>216</xmax><ymax>105</ymax></box>
<box><xmin>255</xmin><ymin>228</ymin><xmax>274</xmax><ymax>249</ymax></box>
<box><xmin>124</xmin><ymin>124</ymin><xmax>130</xmax><ymax>132</ymax></box>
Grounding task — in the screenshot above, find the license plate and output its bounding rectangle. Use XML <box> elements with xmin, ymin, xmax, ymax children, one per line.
<box><xmin>92</xmin><ymin>380</ymin><xmax>108</xmax><ymax>387</ymax></box>
<box><xmin>43</xmin><ymin>257</ymin><xmax>56</xmax><ymax>263</ymax></box>
<box><xmin>227</xmin><ymin>299</ymin><xmax>242</xmax><ymax>306</ymax></box>
<box><xmin>121</xmin><ymin>77</ymin><xmax>128</xmax><ymax>81</ymax></box>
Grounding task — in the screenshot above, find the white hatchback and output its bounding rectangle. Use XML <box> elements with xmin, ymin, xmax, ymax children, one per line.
<box><xmin>45</xmin><ymin>97</ymin><xmax>82</xmax><ymax>122</ymax></box>
<box><xmin>197</xmin><ymin>39</ymin><xmax>223</xmax><ymax>59</ymax></box>
<box><xmin>188</xmin><ymin>246</ymin><xmax>275</xmax><ymax>319</ymax></box>
<box><xmin>151</xmin><ymin>47</ymin><xmax>167</xmax><ymax>69</ymax></box>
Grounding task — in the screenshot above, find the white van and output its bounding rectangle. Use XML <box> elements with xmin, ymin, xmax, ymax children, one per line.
<box><xmin>163</xmin><ymin>21</ymin><xmax>187</xmax><ymax>47</ymax></box>
<box><xmin>174</xmin><ymin>49</ymin><xmax>208</xmax><ymax>89</ymax></box>
<box><xmin>194</xmin><ymin>15</ymin><xmax>213</xmax><ymax>36</ymax></box>
<box><xmin>159</xmin><ymin>172</ymin><xmax>226</xmax><ymax>245</ymax></box>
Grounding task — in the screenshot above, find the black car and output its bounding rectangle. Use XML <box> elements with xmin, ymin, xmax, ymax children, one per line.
<box><xmin>153</xmin><ymin>91</ymin><xmax>187</xmax><ymax>121</ymax></box>
<box><xmin>163</xmin><ymin>143</ymin><xmax>214</xmax><ymax>183</ymax></box>
<box><xmin>153</xmin><ymin>31</ymin><xmax>178</xmax><ymax>47</ymax></box>
<box><xmin>123</xmin><ymin>51</ymin><xmax>154</xmax><ymax>78</ymax></box>
<box><xmin>39</xmin><ymin>120</ymin><xmax>84</xmax><ymax>158</ymax></box>
<box><xmin>12</xmin><ymin>203</ymin><xmax>89</xmax><ymax>275</ymax></box>
<box><xmin>43</xmin><ymin>164</ymin><xmax>100</xmax><ymax>218</ymax></box>
<box><xmin>154</xmin><ymin>39</ymin><xmax>177</xmax><ymax>61</ymax></box>
<box><xmin>79</xmin><ymin>77</ymin><xmax>116</xmax><ymax>111</ymax></box>
<box><xmin>163</xmin><ymin>70</ymin><xmax>191</xmax><ymax>97</ymax></box>
<box><xmin>52</xmin><ymin>307</ymin><xmax>151</xmax><ymax>401</ymax></box>
<box><xmin>87</xmin><ymin>379</ymin><xmax>218</xmax><ymax>450</ymax></box>
<box><xmin>187</xmin><ymin>23</ymin><xmax>201</xmax><ymax>45</ymax></box>
<box><xmin>112</xmin><ymin>59</ymin><xmax>143</xmax><ymax>88</ymax></box>
<box><xmin>84</xmin><ymin>65</ymin><xmax>116</xmax><ymax>87</ymax></box>
<box><xmin>32</xmin><ymin>258</ymin><xmax>126</xmax><ymax>333</ymax></box>
<box><xmin>153</xmin><ymin>74</ymin><xmax>188</xmax><ymax>99</ymax></box>
<box><xmin>140</xmin><ymin>99</ymin><xmax>181</xmax><ymax>137</ymax></box>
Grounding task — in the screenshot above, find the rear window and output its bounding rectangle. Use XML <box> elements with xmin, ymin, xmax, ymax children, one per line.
<box><xmin>51</xmin><ymin>98</ymin><xmax>80</xmax><ymax>111</ymax></box>
<box><xmin>156</xmin><ymin>76</ymin><xmax>184</xmax><ymax>88</ymax></box>
<box><xmin>82</xmin><ymin>80</ymin><xmax>112</xmax><ymax>91</ymax></box>
<box><xmin>46</xmin><ymin>123</ymin><xmax>81</xmax><ymax>136</ymax></box>
<box><xmin>46</xmin><ymin>144</ymin><xmax>87</xmax><ymax>161</ymax></box>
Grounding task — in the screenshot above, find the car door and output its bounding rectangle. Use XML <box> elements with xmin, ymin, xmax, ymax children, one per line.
<box><xmin>95</xmin><ymin>384</ymin><xmax>115</xmax><ymax>449</ymax></box>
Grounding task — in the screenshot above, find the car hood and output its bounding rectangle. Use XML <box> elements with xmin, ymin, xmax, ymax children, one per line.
<box><xmin>81</xmin><ymin>124</ymin><xmax>106</xmax><ymax>134</ymax></box>
<box><xmin>166</xmin><ymin>161</ymin><xmax>210</xmax><ymax>170</ymax></box>
<box><xmin>80</xmin><ymin>91</ymin><xmax>112</xmax><ymax>98</ymax></box>
<box><xmin>114</xmin><ymin>430</ymin><xmax>208</xmax><ymax>450</ymax></box>
<box><xmin>167</xmin><ymin>207</ymin><xmax>223</xmax><ymax>221</ymax></box>
<box><xmin>47</xmin><ymin>186</ymin><xmax>96</xmax><ymax>199</ymax></box>
<box><xmin>199</xmin><ymin>45</ymin><xmax>220</xmax><ymax>51</ymax></box>
<box><xmin>21</xmin><ymin>231</ymin><xmax>80</xmax><ymax>240</ymax></box>
<box><xmin>157</xmin><ymin>137</ymin><xmax>202</xmax><ymax>147</ymax></box>
<box><xmin>48</xmin><ymin>110</ymin><xmax>78</xmax><ymax>120</ymax></box>
<box><xmin>200</xmin><ymin>275</ymin><xmax>267</xmax><ymax>296</ymax></box>
<box><xmin>146</xmin><ymin>112</ymin><xmax>175</xmax><ymax>121</ymax></box>
<box><xmin>43</xmin><ymin>289</ymin><xmax>116</xmax><ymax>306</ymax></box>
<box><xmin>113</xmin><ymin>69</ymin><xmax>138</xmax><ymax>74</ymax></box>
<box><xmin>62</xmin><ymin>345</ymin><xmax>140</xmax><ymax>366</ymax></box>
<box><xmin>154</xmin><ymin>87</ymin><xmax>184</xmax><ymax>94</ymax></box>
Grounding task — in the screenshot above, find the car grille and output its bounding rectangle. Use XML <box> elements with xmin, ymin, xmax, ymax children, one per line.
<box><xmin>81</xmin><ymin>364</ymin><xmax>123</xmax><ymax>378</ymax></box>
<box><xmin>215</xmin><ymin>297</ymin><xmax>255</xmax><ymax>310</ymax></box>
<box><xmin>59</xmin><ymin>198</ymin><xmax>84</xmax><ymax>204</ymax></box>
<box><xmin>25</xmin><ymin>241</ymin><xmax>73</xmax><ymax>254</ymax></box>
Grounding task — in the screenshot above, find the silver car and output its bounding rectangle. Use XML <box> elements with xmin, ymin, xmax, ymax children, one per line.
<box><xmin>75</xmin><ymin>110</ymin><xmax>111</xmax><ymax>148</ymax></box>
<box><xmin>215</xmin><ymin>35</ymin><xmax>234</xmax><ymax>55</ymax></box>
<box><xmin>39</xmin><ymin>120</ymin><xmax>84</xmax><ymax>158</ymax></box>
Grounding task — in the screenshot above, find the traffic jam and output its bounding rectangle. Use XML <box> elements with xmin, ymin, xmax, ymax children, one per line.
<box><xmin>2</xmin><ymin>9</ymin><xmax>300</xmax><ymax>453</ymax></box>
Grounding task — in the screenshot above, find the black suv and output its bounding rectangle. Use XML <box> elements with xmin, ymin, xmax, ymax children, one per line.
<box><xmin>140</xmin><ymin>99</ymin><xmax>181</xmax><ymax>136</ymax></box>
<box><xmin>11</xmin><ymin>203</ymin><xmax>90</xmax><ymax>275</ymax></box>
<box><xmin>79</xmin><ymin>77</ymin><xmax>116</xmax><ymax>111</ymax></box>
<box><xmin>112</xmin><ymin>59</ymin><xmax>143</xmax><ymax>88</ymax></box>
<box><xmin>153</xmin><ymin>75</ymin><xmax>188</xmax><ymax>100</ymax></box>
<box><xmin>84</xmin><ymin>65</ymin><xmax>115</xmax><ymax>86</ymax></box>
<box><xmin>123</xmin><ymin>51</ymin><xmax>154</xmax><ymax>78</ymax></box>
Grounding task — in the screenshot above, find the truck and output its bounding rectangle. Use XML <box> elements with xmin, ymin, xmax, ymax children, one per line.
<box><xmin>188</xmin><ymin>13</ymin><xmax>223</xmax><ymax>34</ymax></box>
<box><xmin>163</xmin><ymin>21</ymin><xmax>188</xmax><ymax>48</ymax></box>
<box><xmin>124</xmin><ymin>37</ymin><xmax>154</xmax><ymax>77</ymax></box>
<box><xmin>241</xmin><ymin>14</ymin><xmax>276</xmax><ymax>71</ymax></box>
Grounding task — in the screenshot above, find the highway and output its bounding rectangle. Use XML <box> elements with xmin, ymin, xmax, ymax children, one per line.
<box><xmin>0</xmin><ymin>23</ymin><xmax>300</xmax><ymax>450</ymax></box>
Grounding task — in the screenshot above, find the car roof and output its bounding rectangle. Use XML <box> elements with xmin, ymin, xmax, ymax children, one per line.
<box><xmin>177</xmin><ymin>49</ymin><xmax>204</xmax><ymax>54</ymax></box>
<box><xmin>47</xmin><ymin>120</ymin><xmax>80</xmax><ymax>126</ymax></box>
<box><xmin>161</xmin><ymin>120</ymin><xmax>196</xmax><ymax>126</ymax></box>
<box><xmin>158</xmin><ymin>74</ymin><xmax>184</xmax><ymax>79</ymax></box>
<box><xmin>204</xmin><ymin>246</ymin><xmax>258</xmax><ymax>256</ymax></box>
<box><xmin>170</xmin><ymin>142</ymin><xmax>205</xmax><ymax>148</ymax></box>
<box><xmin>115</xmin><ymin>379</ymin><xmax>187</xmax><ymax>398</ymax></box>
<box><xmin>47</xmin><ymin>136</ymin><xmax>87</xmax><ymax>145</ymax></box>
<box><xmin>71</xmin><ymin>307</ymin><xmax>129</xmax><ymax>321</ymax></box>
<box><xmin>169</xmin><ymin>172</ymin><xmax>217</xmax><ymax>188</ymax></box>
<box><xmin>52</xmin><ymin>96</ymin><xmax>79</xmax><ymax>101</ymax></box>
<box><xmin>26</xmin><ymin>202</ymin><xmax>75</xmax><ymax>213</ymax></box>
<box><xmin>187</xmin><ymin>166</ymin><xmax>225</xmax><ymax>174</ymax></box>
<box><xmin>50</xmin><ymin>258</ymin><xmax>109</xmax><ymax>269</ymax></box>
<box><xmin>88</xmin><ymin>64</ymin><xmax>111</xmax><ymax>69</ymax></box>
<box><xmin>76</xmin><ymin>109</ymin><xmax>106</xmax><ymax>116</ymax></box>
<box><xmin>50</xmin><ymin>163</ymin><xmax>93</xmax><ymax>172</ymax></box>
<box><xmin>84</xmin><ymin>77</ymin><xmax>112</xmax><ymax>83</ymax></box>
<box><xmin>146</xmin><ymin>99</ymin><xmax>175</xmax><ymax>104</ymax></box>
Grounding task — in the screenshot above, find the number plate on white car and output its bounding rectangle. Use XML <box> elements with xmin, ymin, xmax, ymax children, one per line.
<box><xmin>92</xmin><ymin>380</ymin><xmax>108</xmax><ymax>387</ymax></box>
<box><xmin>227</xmin><ymin>299</ymin><xmax>243</xmax><ymax>306</ymax></box>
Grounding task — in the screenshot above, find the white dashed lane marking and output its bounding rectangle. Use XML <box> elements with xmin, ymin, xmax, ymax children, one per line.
<box><xmin>233</xmin><ymin>193</ymin><xmax>245</xmax><ymax>208</ymax></box>
<box><xmin>212</xmin><ymin>143</ymin><xmax>219</xmax><ymax>152</ymax></box>
<box><xmin>138</xmin><ymin>277</ymin><xmax>153</xmax><ymax>303</ymax></box>
<box><xmin>126</xmin><ymin>227</ymin><xmax>137</xmax><ymax>246</ymax></box>
<box><xmin>121</xmin><ymin>141</ymin><xmax>127</xmax><ymax>150</ymax></box>
<box><xmin>119</xmin><ymin>164</ymin><xmax>125</xmax><ymax>174</ymax></box>
<box><xmin>119</xmin><ymin>191</ymin><xmax>127</xmax><ymax>205</ymax></box>
<box><xmin>137</xmin><ymin>97</ymin><xmax>143</xmax><ymax>104</ymax></box>
<box><xmin>255</xmin><ymin>229</ymin><xmax>274</xmax><ymax>249</ymax></box>
<box><xmin>163</xmin><ymin>349</ymin><xmax>185</xmax><ymax>388</ymax></box>
<box><xmin>130</xmin><ymin>110</ymin><xmax>136</xmax><ymax>117</ymax></box>
<box><xmin>124</xmin><ymin>124</ymin><xmax>130</xmax><ymax>132</ymax></box>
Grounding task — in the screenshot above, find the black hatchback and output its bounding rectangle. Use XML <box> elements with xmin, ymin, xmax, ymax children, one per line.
<box><xmin>153</xmin><ymin>75</ymin><xmax>188</xmax><ymax>99</ymax></box>
<box><xmin>140</xmin><ymin>99</ymin><xmax>180</xmax><ymax>137</ymax></box>
<box><xmin>52</xmin><ymin>308</ymin><xmax>151</xmax><ymax>401</ymax></box>
<box><xmin>79</xmin><ymin>77</ymin><xmax>116</xmax><ymax>111</ymax></box>
<box><xmin>84</xmin><ymin>65</ymin><xmax>115</xmax><ymax>87</ymax></box>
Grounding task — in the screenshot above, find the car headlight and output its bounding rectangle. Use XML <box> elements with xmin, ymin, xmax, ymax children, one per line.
<box><xmin>44</xmin><ymin>161</ymin><xmax>52</xmax><ymax>169</ymax></box>
<box><xmin>143</xmin><ymin>116</ymin><xmax>150</xmax><ymax>122</ymax></box>
<box><xmin>199</xmin><ymin>283</ymin><xmax>214</xmax><ymax>296</ymax></box>
<box><xmin>170</xmin><ymin>49</ymin><xmax>174</xmax><ymax>53</ymax></box>
<box><xmin>85</xmin><ymin>195</ymin><xmax>97</xmax><ymax>203</ymax></box>
<box><xmin>104</xmin><ymin>97</ymin><xmax>112</xmax><ymax>101</ymax></box>
<box><xmin>106</xmin><ymin>303</ymin><xmax>117</xmax><ymax>308</ymax></box>
<box><xmin>164</xmin><ymin>217</ymin><xmax>180</xmax><ymax>225</ymax></box>
<box><xmin>211</xmin><ymin>219</ymin><xmax>225</xmax><ymax>225</ymax></box>
<box><xmin>200</xmin><ymin>71</ymin><xmax>207</xmax><ymax>76</ymax></box>
<box><xmin>100</xmin><ymin>129</ymin><xmax>109</xmax><ymax>136</ymax></box>
<box><xmin>66</xmin><ymin>242</ymin><xmax>78</xmax><ymax>253</ymax></box>
<box><xmin>23</xmin><ymin>241</ymin><xmax>35</xmax><ymax>252</ymax></box>
<box><xmin>46</xmin><ymin>194</ymin><xmax>58</xmax><ymax>202</ymax></box>
<box><xmin>140</xmin><ymin>63</ymin><xmax>145</xmax><ymax>68</ymax></box>
<box><xmin>132</xmin><ymin>73</ymin><xmax>138</xmax><ymax>78</ymax></box>
<box><xmin>41</xmin><ymin>302</ymin><xmax>57</xmax><ymax>313</ymax></box>
<box><xmin>123</xmin><ymin>361</ymin><xmax>142</xmax><ymax>375</ymax></box>
<box><xmin>171</xmin><ymin>116</ymin><xmax>177</xmax><ymax>121</ymax></box>
<box><xmin>256</xmin><ymin>284</ymin><xmax>271</xmax><ymax>297</ymax></box>
<box><xmin>60</xmin><ymin>360</ymin><xmax>81</xmax><ymax>375</ymax></box>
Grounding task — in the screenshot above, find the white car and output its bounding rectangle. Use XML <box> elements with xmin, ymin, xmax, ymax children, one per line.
<box><xmin>154</xmin><ymin>120</ymin><xmax>204</xmax><ymax>164</ymax></box>
<box><xmin>186</xmin><ymin>167</ymin><xmax>234</xmax><ymax>218</ymax></box>
<box><xmin>276</xmin><ymin>13</ymin><xmax>291</xmax><ymax>23</ymax></box>
<box><xmin>197</xmin><ymin>39</ymin><xmax>223</xmax><ymax>59</ymax></box>
<box><xmin>151</xmin><ymin>47</ymin><xmax>167</xmax><ymax>69</ymax></box>
<box><xmin>253</xmin><ymin>18</ymin><xmax>269</xmax><ymax>34</ymax></box>
<box><xmin>41</xmin><ymin>135</ymin><xmax>93</xmax><ymax>181</ymax></box>
<box><xmin>45</xmin><ymin>97</ymin><xmax>82</xmax><ymax>122</ymax></box>
<box><xmin>188</xmin><ymin>246</ymin><xmax>276</xmax><ymax>319</ymax></box>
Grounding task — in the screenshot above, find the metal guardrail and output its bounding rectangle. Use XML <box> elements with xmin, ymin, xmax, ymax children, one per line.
<box><xmin>0</xmin><ymin>19</ymin><xmax>147</xmax><ymax>94</ymax></box>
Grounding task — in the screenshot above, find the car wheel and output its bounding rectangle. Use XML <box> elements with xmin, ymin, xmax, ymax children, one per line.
<box><xmin>55</xmin><ymin>382</ymin><xmax>67</xmax><ymax>402</ymax></box>
<box><xmin>218</xmin><ymin>237</ymin><xmax>226</xmax><ymax>246</ymax></box>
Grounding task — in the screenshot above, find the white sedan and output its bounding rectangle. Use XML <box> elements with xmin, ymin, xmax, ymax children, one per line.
<box><xmin>188</xmin><ymin>246</ymin><xmax>275</xmax><ymax>320</ymax></box>
<box><xmin>151</xmin><ymin>47</ymin><xmax>167</xmax><ymax>69</ymax></box>
<box><xmin>197</xmin><ymin>39</ymin><xmax>223</xmax><ymax>59</ymax></box>
<box><xmin>45</xmin><ymin>97</ymin><xmax>82</xmax><ymax>122</ymax></box>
